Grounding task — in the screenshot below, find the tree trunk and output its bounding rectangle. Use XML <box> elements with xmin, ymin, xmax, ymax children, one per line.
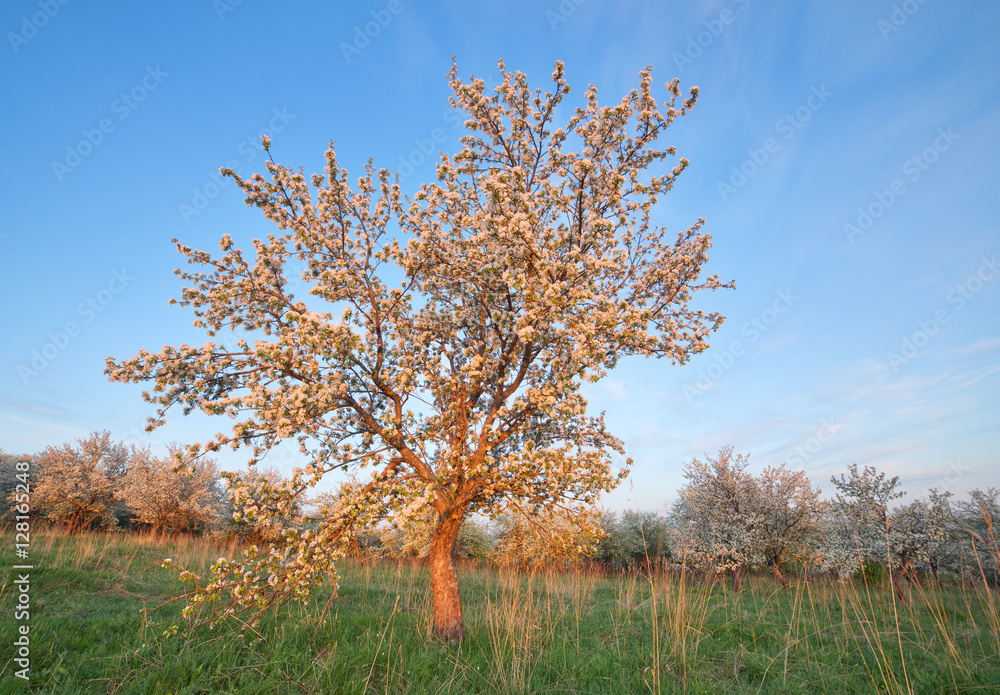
<box><xmin>891</xmin><ymin>557</ymin><xmax>911</xmax><ymax>604</ymax></box>
<box><xmin>428</xmin><ymin>511</ymin><xmax>465</xmax><ymax>644</ymax></box>
<box><xmin>66</xmin><ymin>512</ymin><xmax>79</xmax><ymax>536</ymax></box>
<box><xmin>731</xmin><ymin>565</ymin><xmax>742</xmax><ymax>593</ymax></box>
<box><xmin>772</xmin><ymin>562</ymin><xmax>789</xmax><ymax>588</ymax></box>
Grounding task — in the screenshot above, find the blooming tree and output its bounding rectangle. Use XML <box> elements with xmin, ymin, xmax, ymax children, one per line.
<box><xmin>32</xmin><ymin>431</ymin><xmax>131</xmax><ymax>535</ymax></box>
<box><xmin>753</xmin><ymin>464</ymin><xmax>826</xmax><ymax>586</ymax></box>
<box><xmin>671</xmin><ymin>446</ymin><xmax>762</xmax><ymax>591</ymax></box>
<box><xmin>819</xmin><ymin>463</ymin><xmax>905</xmax><ymax>584</ymax></box>
<box><xmin>673</xmin><ymin>450</ymin><xmax>825</xmax><ymax>587</ymax></box>
<box><xmin>106</xmin><ymin>58</ymin><xmax>730</xmax><ymax>642</ymax></box>
<box><xmin>884</xmin><ymin>496</ymin><xmax>951</xmax><ymax>599</ymax></box>
<box><xmin>920</xmin><ymin>488</ymin><xmax>961</xmax><ymax>586</ymax></box>
<box><xmin>953</xmin><ymin>487</ymin><xmax>1000</xmax><ymax>587</ymax></box>
<box><xmin>492</xmin><ymin>507</ymin><xmax>599</xmax><ymax>570</ymax></box>
<box><xmin>118</xmin><ymin>446</ymin><xmax>224</xmax><ymax>538</ymax></box>
<box><xmin>815</xmin><ymin>510</ymin><xmax>863</xmax><ymax>580</ymax></box>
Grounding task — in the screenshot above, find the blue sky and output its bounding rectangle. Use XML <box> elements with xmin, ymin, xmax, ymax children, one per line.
<box><xmin>2</xmin><ymin>0</ymin><xmax>998</xmax><ymax>512</ymax></box>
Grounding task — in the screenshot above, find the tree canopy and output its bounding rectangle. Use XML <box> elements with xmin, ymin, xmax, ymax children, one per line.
<box><xmin>32</xmin><ymin>431</ymin><xmax>130</xmax><ymax>535</ymax></box>
<box><xmin>106</xmin><ymin>58</ymin><xmax>730</xmax><ymax>643</ymax></box>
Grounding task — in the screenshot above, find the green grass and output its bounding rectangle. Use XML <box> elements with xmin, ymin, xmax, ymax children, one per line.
<box><xmin>2</xmin><ymin>529</ymin><xmax>999</xmax><ymax>694</ymax></box>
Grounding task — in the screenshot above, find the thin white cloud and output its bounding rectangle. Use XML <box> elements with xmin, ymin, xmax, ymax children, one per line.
<box><xmin>753</xmin><ymin>331</ymin><xmax>800</xmax><ymax>357</ymax></box>
<box><xmin>0</xmin><ymin>411</ymin><xmax>88</xmax><ymax>452</ymax></box>
<box><xmin>948</xmin><ymin>337</ymin><xmax>1000</xmax><ymax>356</ymax></box>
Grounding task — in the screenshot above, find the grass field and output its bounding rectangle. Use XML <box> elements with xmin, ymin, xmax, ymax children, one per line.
<box><xmin>2</xmin><ymin>529</ymin><xmax>999</xmax><ymax>694</ymax></box>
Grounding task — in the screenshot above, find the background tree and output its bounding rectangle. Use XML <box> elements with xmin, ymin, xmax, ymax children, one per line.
<box><xmin>106</xmin><ymin>58</ymin><xmax>728</xmax><ymax>643</ymax></box>
<box><xmin>492</xmin><ymin>507</ymin><xmax>598</xmax><ymax>570</ymax></box>
<box><xmin>223</xmin><ymin>465</ymin><xmax>305</xmax><ymax>546</ymax></box>
<box><xmin>1</xmin><ymin>450</ymin><xmax>36</xmax><ymax>524</ymax></box>
<box><xmin>920</xmin><ymin>488</ymin><xmax>961</xmax><ymax>586</ymax></box>
<box><xmin>815</xmin><ymin>510</ymin><xmax>864</xmax><ymax>581</ymax></box>
<box><xmin>373</xmin><ymin>506</ymin><xmax>494</xmax><ymax>561</ymax></box>
<box><xmin>885</xmin><ymin>497</ymin><xmax>951</xmax><ymax>599</ymax></box>
<box><xmin>953</xmin><ymin>487</ymin><xmax>1000</xmax><ymax>588</ymax></box>
<box><xmin>753</xmin><ymin>464</ymin><xmax>826</xmax><ymax>586</ymax></box>
<box><xmin>594</xmin><ymin>510</ymin><xmax>671</xmax><ymax>571</ymax></box>
<box><xmin>455</xmin><ymin>517</ymin><xmax>495</xmax><ymax>561</ymax></box>
<box><xmin>671</xmin><ymin>446</ymin><xmax>761</xmax><ymax>591</ymax></box>
<box><xmin>824</xmin><ymin>463</ymin><xmax>905</xmax><ymax>586</ymax></box>
<box><xmin>118</xmin><ymin>446</ymin><xmax>224</xmax><ymax>538</ymax></box>
<box><xmin>33</xmin><ymin>431</ymin><xmax>130</xmax><ymax>535</ymax></box>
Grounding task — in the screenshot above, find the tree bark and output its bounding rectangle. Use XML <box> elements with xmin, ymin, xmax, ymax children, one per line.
<box><xmin>66</xmin><ymin>512</ymin><xmax>80</xmax><ymax>536</ymax></box>
<box><xmin>891</xmin><ymin>557</ymin><xmax>911</xmax><ymax>604</ymax></box>
<box><xmin>772</xmin><ymin>562</ymin><xmax>789</xmax><ymax>588</ymax></box>
<box><xmin>428</xmin><ymin>511</ymin><xmax>465</xmax><ymax>644</ymax></box>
